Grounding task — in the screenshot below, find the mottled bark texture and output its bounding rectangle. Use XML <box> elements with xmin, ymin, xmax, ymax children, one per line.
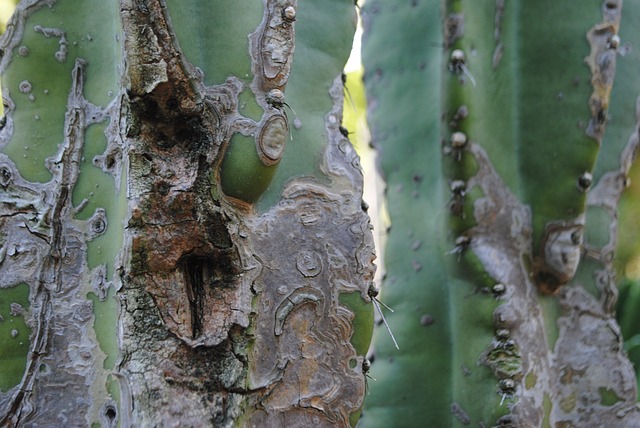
<box><xmin>0</xmin><ymin>0</ymin><xmax>371</xmax><ymax>426</ymax></box>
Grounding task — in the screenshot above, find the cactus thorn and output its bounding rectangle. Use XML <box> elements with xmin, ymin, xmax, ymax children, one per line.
<box><xmin>368</xmin><ymin>283</ymin><xmax>399</xmax><ymax>350</ymax></box>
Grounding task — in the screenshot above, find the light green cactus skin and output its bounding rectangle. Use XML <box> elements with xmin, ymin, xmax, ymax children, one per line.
<box><xmin>360</xmin><ymin>4</ymin><xmax>503</xmax><ymax>425</ymax></box>
<box><xmin>0</xmin><ymin>283</ymin><xmax>30</xmax><ymax>392</ymax></box>
<box><xmin>167</xmin><ymin>0</ymin><xmax>358</xmax><ymax>210</ymax></box>
<box><xmin>362</xmin><ymin>0</ymin><xmax>640</xmax><ymax>426</ymax></box>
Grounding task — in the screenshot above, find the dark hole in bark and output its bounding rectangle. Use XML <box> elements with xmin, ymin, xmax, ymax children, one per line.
<box><xmin>597</xmin><ymin>108</ymin><xmax>607</xmax><ymax>124</ymax></box>
<box><xmin>92</xmin><ymin>218</ymin><xmax>106</xmax><ymax>234</ymax></box>
<box><xmin>535</xmin><ymin>270</ymin><xmax>563</xmax><ymax>294</ymax></box>
<box><xmin>156</xmin><ymin>181</ymin><xmax>171</xmax><ymax>196</ymax></box>
<box><xmin>0</xmin><ymin>166</ymin><xmax>12</xmax><ymax>187</ymax></box>
<box><xmin>105</xmin><ymin>406</ymin><xmax>116</xmax><ymax>420</ymax></box>
<box><xmin>155</xmin><ymin>133</ymin><xmax>177</xmax><ymax>150</ymax></box>
<box><xmin>205</xmin><ymin>211</ymin><xmax>233</xmax><ymax>249</ymax></box>
<box><xmin>175</xmin><ymin>127</ymin><xmax>193</xmax><ymax>143</ymax></box>
<box><xmin>166</xmin><ymin>97</ymin><xmax>179</xmax><ymax>111</ymax></box>
<box><xmin>105</xmin><ymin>155</ymin><xmax>115</xmax><ymax>169</ymax></box>
<box><xmin>182</xmin><ymin>256</ymin><xmax>208</xmax><ymax>339</ymax></box>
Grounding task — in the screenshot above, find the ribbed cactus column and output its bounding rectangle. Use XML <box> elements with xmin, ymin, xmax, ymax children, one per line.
<box><xmin>361</xmin><ymin>0</ymin><xmax>640</xmax><ymax>426</ymax></box>
<box><xmin>0</xmin><ymin>0</ymin><xmax>373</xmax><ymax>426</ymax></box>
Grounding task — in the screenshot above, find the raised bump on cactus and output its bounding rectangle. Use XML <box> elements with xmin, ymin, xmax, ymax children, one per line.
<box><xmin>534</xmin><ymin>221</ymin><xmax>585</xmax><ymax>294</ymax></box>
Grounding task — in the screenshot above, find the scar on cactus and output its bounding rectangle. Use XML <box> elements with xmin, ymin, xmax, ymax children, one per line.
<box><xmin>534</xmin><ymin>222</ymin><xmax>584</xmax><ymax>294</ymax></box>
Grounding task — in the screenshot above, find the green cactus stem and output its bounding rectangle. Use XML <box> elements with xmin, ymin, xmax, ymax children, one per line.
<box><xmin>361</xmin><ymin>0</ymin><xmax>640</xmax><ymax>426</ymax></box>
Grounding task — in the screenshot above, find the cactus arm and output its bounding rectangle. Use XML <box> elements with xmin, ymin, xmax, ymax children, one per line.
<box><xmin>444</xmin><ymin>1</ymin><xmax>614</xmax><ymax>290</ymax></box>
<box><xmin>256</xmin><ymin>0</ymin><xmax>358</xmax><ymax>210</ymax></box>
<box><xmin>515</xmin><ymin>3</ymin><xmax>601</xmax><ymax>229</ymax></box>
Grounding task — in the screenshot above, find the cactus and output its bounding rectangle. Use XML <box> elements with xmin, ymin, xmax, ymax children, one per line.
<box><xmin>0</xmin><ymin>0</ymin><xmax>373</xmax><ymax>426</ymax></box>
<box><xmin>6</xmin><ymin>0</ymin><xmax>640</xmax><ymax>426</ymax></box>
<box><xmin>361</xmin><ymin>0</ymin><xmax>640</xmax><ymax>426</ymax></box>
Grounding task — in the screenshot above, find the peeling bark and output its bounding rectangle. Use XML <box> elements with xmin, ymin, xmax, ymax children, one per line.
<box><xmin>465</xmin><ymin>132</ymin><xmax>640</xmax><ymax>425</ymax></box>
<box><xmin>246</xmin><ymin>76</ymin><xmax>375</xmax><ymax>426</ymax></box>
<box><xmin>585</xmin><ymin>0</ymin><xmax>622</xmax><ymax>144</ymax></box>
